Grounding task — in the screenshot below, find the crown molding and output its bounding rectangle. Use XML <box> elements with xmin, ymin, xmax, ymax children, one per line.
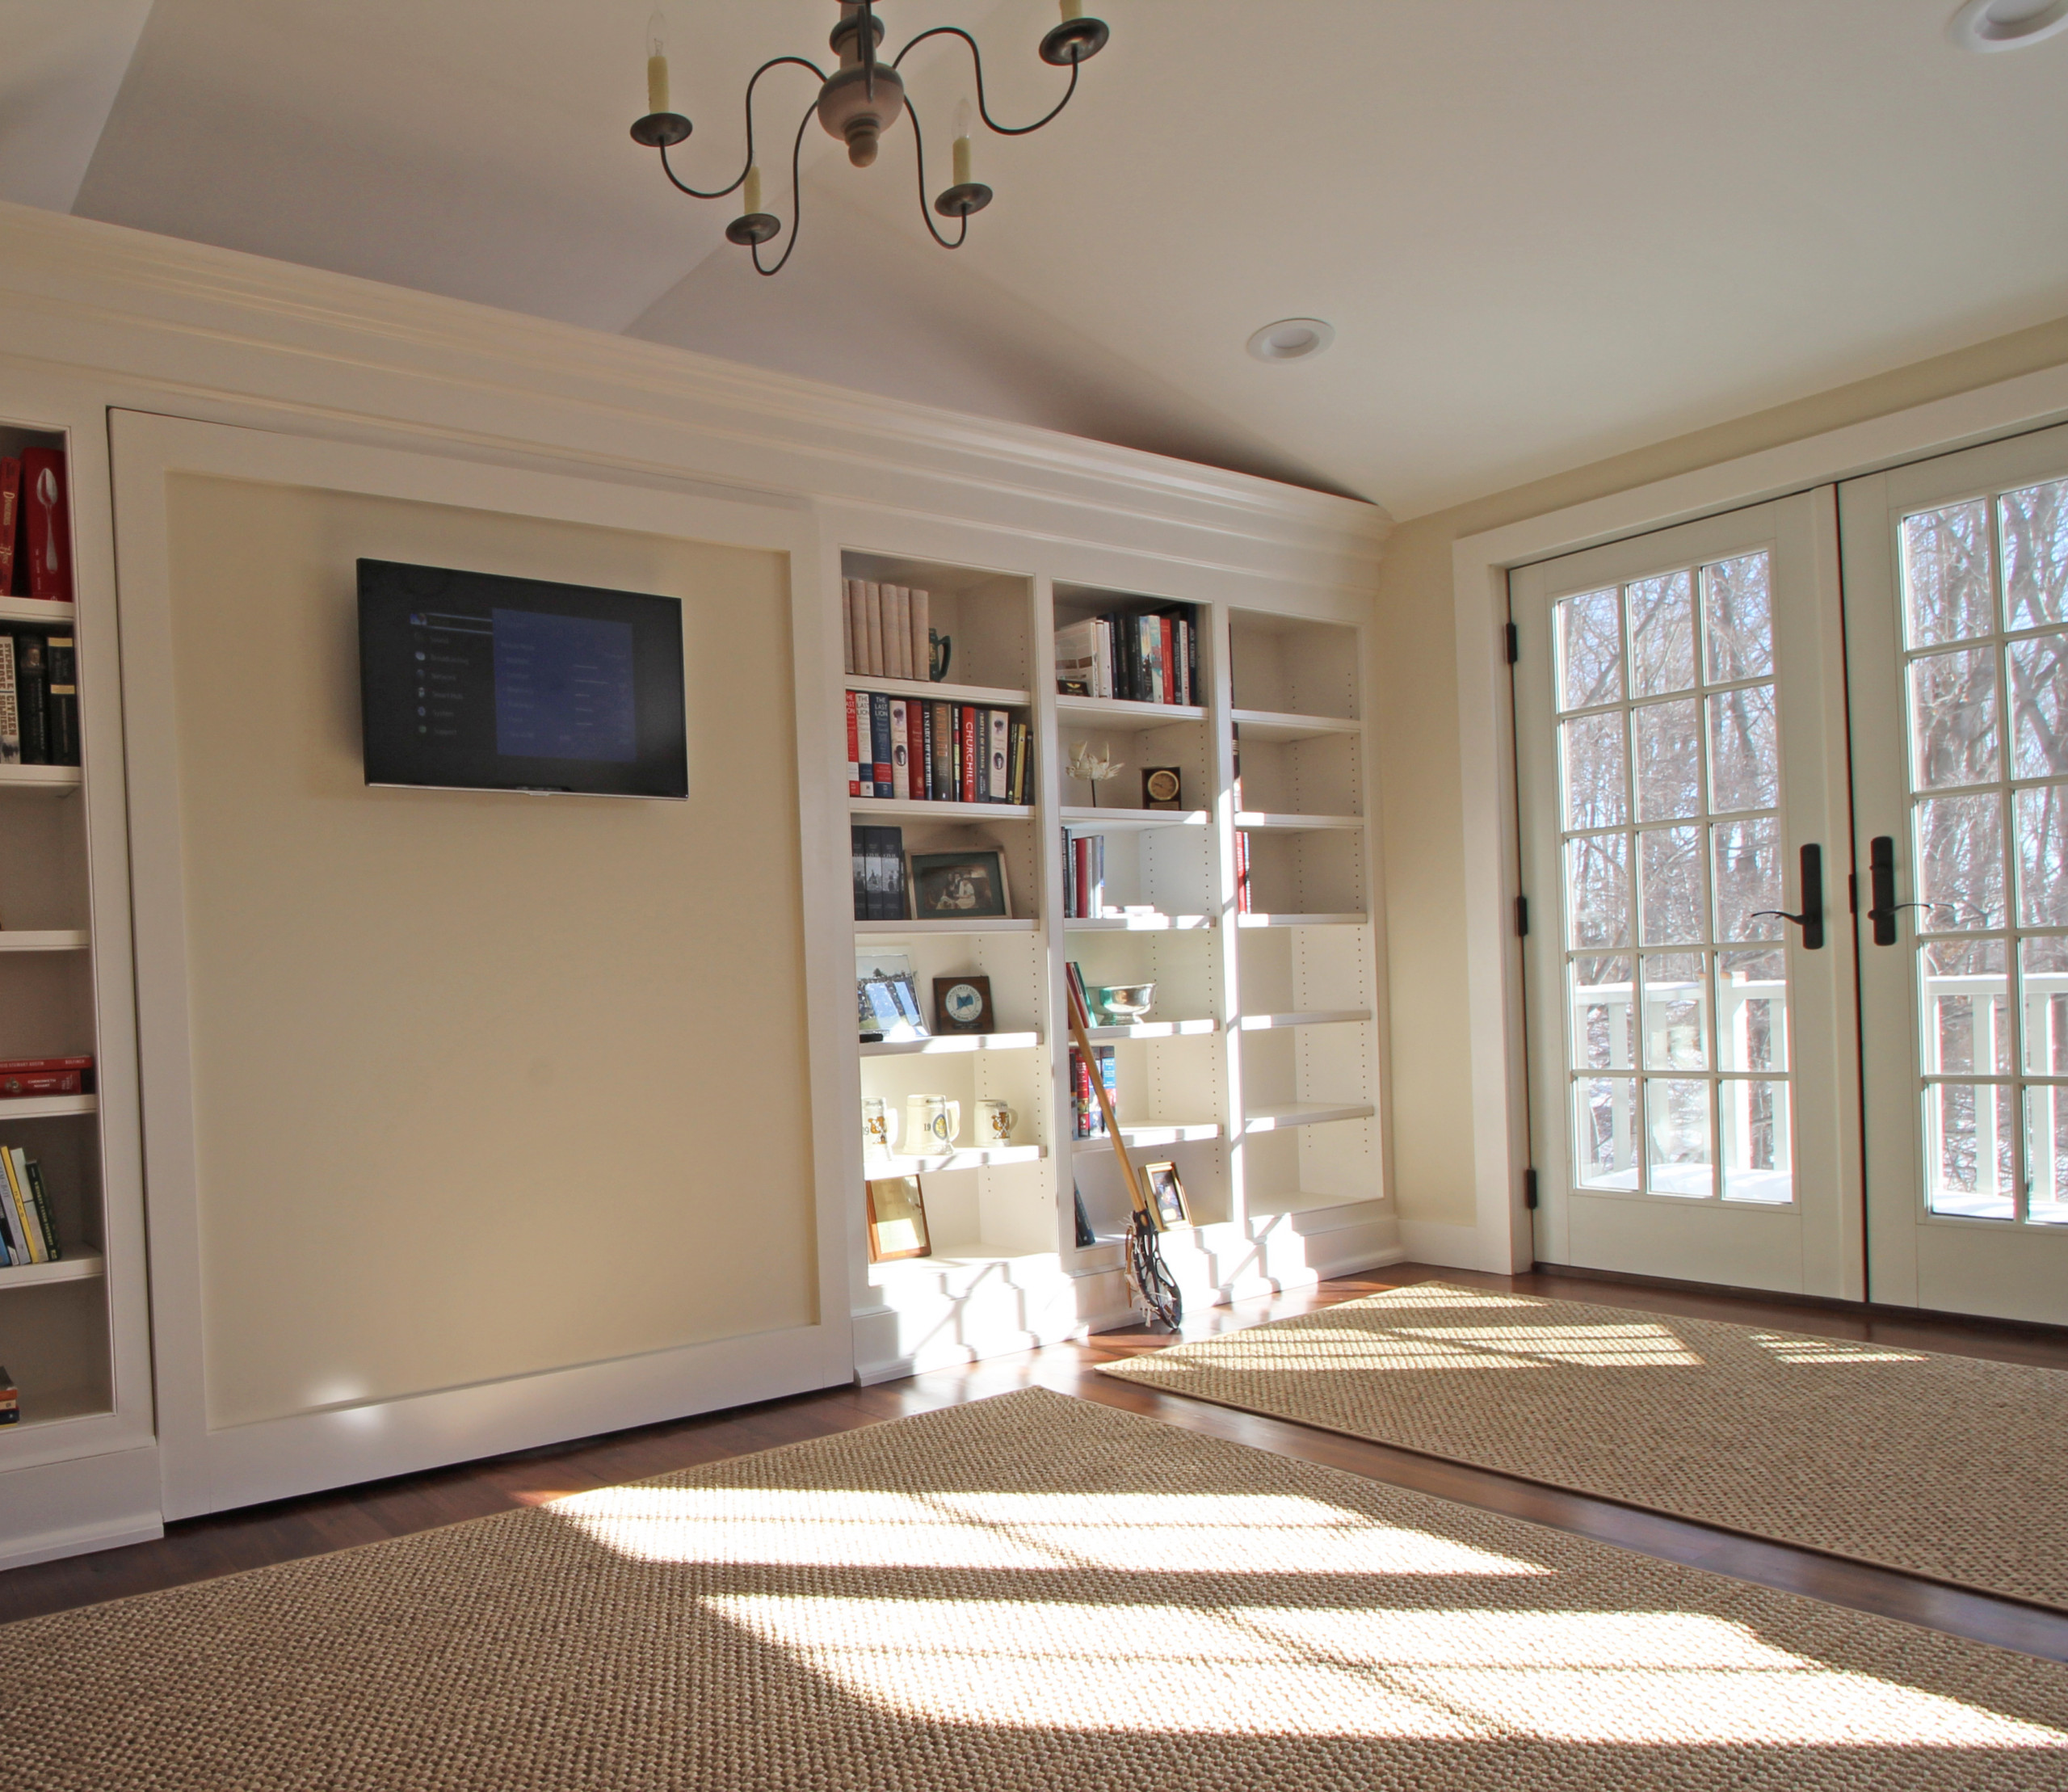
<box><xmin>0</xmin><ymin>204</ymin><xmax>1388</xmax><ymax>583</ymax></box>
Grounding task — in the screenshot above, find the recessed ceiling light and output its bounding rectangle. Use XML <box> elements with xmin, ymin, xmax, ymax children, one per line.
<box><xmin>1247</xmin><ymin>318</ymin><xmax>1335</xmax><ymax>363</ymax></box>
<box><xmin>1948</xmin><ymin>0</ymin><xmax>2068</xmax><ymax>51</ymax></box>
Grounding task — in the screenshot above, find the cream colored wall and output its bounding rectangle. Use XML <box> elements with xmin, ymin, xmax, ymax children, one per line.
<box><xmin>1374</xmin><ymin>314</ymin><xmax>2068</xmax><ymax>1233</ymax></box>
<box><xmin>162</xmin><ymin>474</ymin><xmax>813</xmax><ymax>1428</ymax></box>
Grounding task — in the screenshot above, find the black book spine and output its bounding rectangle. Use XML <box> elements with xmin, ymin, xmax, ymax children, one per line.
<box><xmin>881</xmin><ymin>826</ymin><xmax>906</xmax><ymax>920</ymax></box>
<box><xmin>12</xmin><ymin>633</ymin><xmax>46</xmax><ymax>764</ymax></box>
<box><xmin>852</xmin><ymin>824</ymin><xmax>869</xmax><ymax>921</ymax></box>
<box><xmin>44</xmin><ymin>633</ymin><xmax>77</xmax><ymax>766</ymax></box>
<box><xmin>867</xmin><ymin>826</ymin><xmax>889</xmax><ymax>920</ymax></box>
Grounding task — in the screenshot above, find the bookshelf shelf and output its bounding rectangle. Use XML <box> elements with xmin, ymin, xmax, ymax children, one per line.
<box><xmin>1065</xmin><ymin>913</ymin><xmax>1216</xmax><ymax>932</ymax></box>
<box><xmin>846</xmin><ymin>673</ymin><xmax>1030</xmax><ymax>709</ymax></box>
<box><xmin>1082</xmin><ymin>1018</ymin><xmax>1220</xmax><ymax>1041</ymax></box>
<box><xmin>869</xmin><ymin>1144</ymin><xmax>1046</xmax><ymax>1175</ymax></box>
<box><xmin>0</xmin><ymin>930</ymin><xmax>89</xmax><ymax>951</ymax></box>
<box><xmin>1237</xmin><ymin>912</ymin><xmax>1370</xmax><ymax>928</ymax></box>
<box><xmin>855</xmin><ymin>918</ymin><xmax>1039</xmax><ymax>937</ymax></box>
<box><xmin>1074</xmin><ymin>1121</ymin><xmax>1222</xmax><ymax>1154</ymax></box>
<box><xmin>1238</xmin><ymin>1009</ymin><xmax>1372</xmax><ymax>1031</ymax></box>
<box><xmin>859</xmin><ymin>1030</ymin><xmax>1040</xmax><ymax>1058</ymax></box>
<box><xmin>0</xmin><ymin>763</ymin><xmax>82</xmax><ymax>795</ymax></box>
<box><xmin>1055</xmin><ymin>695</ymin><xmax>1207</xmax><ymax>732</ymax></box>
<box><xmin>0</xmin><ymin>1094</ymin><xmax>97</xmax><ymax>1120</ymax></box>
<box><xmin>1234</xmin><ymin>811</ymin><xmax>1364</xmax><ymax>832</ymax></box>
<box><xmin>1061</xmin><ymin>806</ymin><xmax>1211</xmax><ymax>833</ymax></box>
<box><xmin>0</xmin><ymin>1249</ymin><xmax>103</xmax><ymax>1290</ymax></box>
<box><xmin>850</xmin><ymin>797</ymin><xmax>1032</xmax><ymax>822</ymax></box>
<box><xmin>0</xmin><ymin>596</ymin><xmax>74</xmax><ymax>627</ymax></box>
<box><xmin>1242</xmin><ymin>1101</ymin><xmax>1377</xmax><ymax>1133</ymax></box>
<box><xmin>1230</xmin><ymin>708</ymin><xmax>1362</xmax><ymax>743</ymax></box>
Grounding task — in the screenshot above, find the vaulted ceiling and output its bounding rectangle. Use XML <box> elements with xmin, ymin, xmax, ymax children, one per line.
<box><xmin>11</xmin><ymin>1</ymin><xmax>2067</xmax><ymax>517</ymax></box>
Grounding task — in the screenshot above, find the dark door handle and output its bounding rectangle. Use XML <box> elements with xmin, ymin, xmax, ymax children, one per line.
<box><xmin>1865</xmin><ymin>834</ymin><xmax>1931</xmax><ymax>944</ymax></box>
<box><xmin>1752</xmin><ymin>843</ymin><xmax>1825</xmax><ymax>950</ymax></box>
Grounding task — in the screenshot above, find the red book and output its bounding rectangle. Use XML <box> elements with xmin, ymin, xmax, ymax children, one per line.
<box><xmin>0</xmin><ymin>1056</ymin><xmax>92</xmax><ymax>1074</ymax></box>
<box><xmin>846</xmin><ymin>692</ymin><xmax>862</xmax><ymax>797</ymax></box>
<box><xmin>19</xmin><ymin>448</ymin><xmax>71</xmax><ymax>604</ymax></box>
<box><xmin>0</xmin><ymin>459</ymin><xmax>19</xmax><ymax>595</ymax></box>
<box><xmin>0</xmin><ymin>1071</ymin><xmax>81</xmax><ymax>1099</ymax></box>
<box><xmin>960</xmin><ymin>707</ymin><xmax>977</xmax><ymax>803</ymax></box>
<box><xmin>1158</xmin><ymin>618</ymin><xmax>1175</xmax><ymax>704</ymax></box>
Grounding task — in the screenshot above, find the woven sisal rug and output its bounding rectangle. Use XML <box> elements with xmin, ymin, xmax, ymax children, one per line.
<box><xmin>4</xmin><ymin>1388</ymin><xmax>2067</xmax><ymax>1789</ymax></box>
<box><xmin>1100</xmin><ymin>1281</ymin><xmax>2068</xmax><ymax>1608</ymax></box>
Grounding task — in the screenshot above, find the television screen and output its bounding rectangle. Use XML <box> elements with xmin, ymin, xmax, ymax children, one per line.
<box><xmin>357</xmin><ymin>559</ymin><xmax>687</xmax><ymax>799</ymax></box>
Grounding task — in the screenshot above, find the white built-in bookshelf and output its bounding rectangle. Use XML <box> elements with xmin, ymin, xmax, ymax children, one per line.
<box><xmin>842</xmin><ymin>553</ymin><xmax>1386</xmax><ymax>1376</ymax></box>
<box><xmin>0</xmin><ymin>426</ymin><xmax>114</xmax><ymax>1445</ymax></box>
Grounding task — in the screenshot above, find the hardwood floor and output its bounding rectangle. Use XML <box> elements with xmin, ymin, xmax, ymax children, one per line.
<box><xmin>6</xmin><ymin>1260</ymin><xmax>2068</xmax><ymax>1668</ymax></box>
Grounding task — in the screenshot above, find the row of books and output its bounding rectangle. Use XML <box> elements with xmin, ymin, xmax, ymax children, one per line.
<box><xmin>852</xmin><ymin>825</ymin><xmax>910</xmax><ymax>921</ymax></box>
<box><xmin>0</xmin><ymin>629</ymin><xmax>79</xmax><ymax>766</ymax></box>
<box><xmin>843</xmin><ymin>579</ymin><xmax>935</xmax><ymax>682</ymax></box>
<box><xmin>1054</xmin><ymin>604</ymin><xmax>1199</xmax><ymax>706</ymax></box>
<box><xmin>0</xmin><ymin>1055</ymin><xmax>94</xmax><ymax>1100</ymax></box>
<box><xmin>1064</xmin><ymin>832</ymin><xmax>1107</xmax><ymax>920</ymax></box>
<box><xmin>847</xmin><ymin>693</ymin><xmax>1032</xmax><ymax>805</ymax></box>
<box><xmin>0</xmin><ymin>1146</ymin><xmax>61</xmax><ymax>1268</ymax></box>
<box><xmin>0</xmin><ymin>449</ymin><xmax>72</xmax><ymax>604</ymax></box>
<box><xmin>1069</xmin><ymin>1042</ymin><xmax>1117</xmax><ymax>1140</ymax></box>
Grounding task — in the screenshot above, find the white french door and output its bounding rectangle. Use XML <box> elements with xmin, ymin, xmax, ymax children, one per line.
<box><xmin>1843</xmin><ymin>423</ymin><xmax>2068</xmax><ymax>1325</ymax></box>
<box><xmin>1513</xmin><ymin>493</ymin><xmax>1861</xmax><ymax>1298</ymax></box>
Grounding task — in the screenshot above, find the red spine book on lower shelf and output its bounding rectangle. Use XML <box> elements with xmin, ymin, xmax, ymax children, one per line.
<box><xmin>960</xmin><ymin>707</ymin><xmax>977</xmax><ymax>803</ymax></box>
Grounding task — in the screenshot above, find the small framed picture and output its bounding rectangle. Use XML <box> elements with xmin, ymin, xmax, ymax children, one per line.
<box><xmin>855</xmin><ymin>949</ymin><xmax>927</xmax><ymax>1042</ymax></box>
<box><xmin>910</xmin><ymin>848</ymin><xmax>1011</xmax><ymax>920</ymax></box>
<box><xmin>933</xmin><ymin>973</ymin><xmax>994</xmax><ymax>1035</ymax></box>
<box><xmin>1142</xmin><ymin>1160</ymin><xmax>1191</xmax><ymax>1231</ymax></box>
<box><xmin>866</xmin><ymin>1175</ymin><xmax>932</xmax><ymax>1261</ymax></box>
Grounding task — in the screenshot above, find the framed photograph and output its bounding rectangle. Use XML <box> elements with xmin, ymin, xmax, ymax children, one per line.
<box><xmin>866</xmin><ymin>1175</ymin><xmax>932</xmax><ymax>1261</ymax></box>
<box><xmin>1142</xmin><ymin>1160</ymin><xmax>1191</xmax><ymax>1231</ymax></box>
<box><xmin>856</xmin><ymin>949</ymin><xmax>927</xmax><ymax>1042</ymax></box>
<box><xmin>910</xmin><ymin>848</ymin><xmax>1011</xmax><ymax>920</ymax></box>
<box><xmin>932</xmin><ymin>973</ymin><xmax>994</xmax><ymax>1035</ymax></box>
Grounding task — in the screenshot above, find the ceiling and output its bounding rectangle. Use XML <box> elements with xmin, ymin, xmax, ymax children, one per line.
<box><xmin>12</xmin><ymin>0</ymin><xmax>2067</xmax><ymax>518</ymax></box>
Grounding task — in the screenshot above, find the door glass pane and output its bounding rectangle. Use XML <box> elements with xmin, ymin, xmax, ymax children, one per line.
<box><xmin>1557</xmin><ymin>588</ymin><xmax>1623</xmax><ymax>710</ymax></box>
<box><xmin>1919</xmin><ymin>940</ymin><xmax>2010</xmax><ymax>1076</ymax></box>
<box><xmin>1923</xmin><ymin>1083</ymin><xmax>2017</xmax><ymax>1219</ymax></box>
<box><xmin>1705</xmin><ymin>684</ymin><xmax>1778</xmax><ymax>813</ymax></box>
<box><xmin>1711</xmin><ymin>818</ymin><xmax>1784</xmax><ymax>941</ymax></box>
<box><xmin>1639</xmin><ymin>826</ymin><xmax>1705</xmax><ymax>945</ymax></box>
<box><xmin>2024</xmin><ymin>1086</ymin><xmax>2068</xmax><ymax>1226</ymax></box>
<box><xmin>2007</xmin><ymin>631</ymin><xmax>2068</xmax><ymax>776</ymax></box>
<box><xmin>1720</xmin><ymin>1079</ymin><xmax>1791</xmax><ymax>1205</ymax></box>
<box><xmin>1902</xmin><ymin>500</ymin><xmax>1994</xmax><ymax>648</ymax></box>
<box><xmin>1569</xmin><ymin>956</ymin><xmax>1635</xmax><ymax>1070</ymax></box>
<box><xmin>1915</xmin><ymin>793</ymin><xmax>2005</xmax><ymax>931</ymax></box>
<box><xmin>1561</xmin><ymin>713</ymin><xmax>1628</xmax><ymax>829</ymax></box>
<box><xmin>2001</xmin><ymin>478</ymin><xmax>2068</xmax><ymax>632</ymax></box>
<box><xmin>1702</xmin><ymin>553</ymin><xmax>1773</xmax><ymax>684</ymax></box>
<box><xmin>1717</xmin><ymin>948</ymin><xmax>1788</xmax><ymax>1071</ymax></box>
<box><xmin>1907</xmin><ymin>648</ymin><xmax>1999</xmax><ymax>789</ymax></box>
<box><xmin>1628</xmin><ymin>571</ymin><xmax>1696</xmax><ymax>697</ymax></box>
<box><xmin>1566</xmin><ymin>834</ymin><xmax>1631</xmax><ymax>949</ymax></box>
<box><xmin>1641</xmin><ymin>953</ymin><xmax>1708</xmax><ymax>1070</ymax></box>
<box><xmin>1574</xmin><ymin>1078</ymin><xmax>1639</xmax><ymax>1188</ymax></box>
<box><xmin>2020</xmin><ymin>935</ymin><xmax>2068</xmax><ymax>1075</ymax></box>
<box><xmin>1633</xmin><ymin>698</ymin><xmax>1700</xmax><ymax>820</ymax></box>
<box><xmin>2015</xmin><ymin>786</ymin><xmax>2068</xmax><ymax>928</ymax></box>
<box><xmin>1645</xmin><ymin>1079</ymin><xmax>1713</xmax><ymax>1198</ymax></box>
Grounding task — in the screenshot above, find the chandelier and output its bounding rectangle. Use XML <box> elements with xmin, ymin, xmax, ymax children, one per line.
<box><xmin>630</xmin><ymin>2</ymin><xmax>1111</xmax><ymax>275</ymax></box>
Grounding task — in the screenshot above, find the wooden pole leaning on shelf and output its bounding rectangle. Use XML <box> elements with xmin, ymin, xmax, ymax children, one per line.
<box><xmin>1065</xmin><ymin>966</ymin><xmax>1183</xmax><ymax>1330</ymax></box>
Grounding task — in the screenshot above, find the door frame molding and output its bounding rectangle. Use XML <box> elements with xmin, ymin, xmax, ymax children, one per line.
<box><xmin>1450</xmin><ymin>362</ymin><xmax>2068</xmax><ymax>1274</ymax></box>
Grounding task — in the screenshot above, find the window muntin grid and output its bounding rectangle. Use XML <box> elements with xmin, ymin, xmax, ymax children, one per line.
<box><xmin>1899</xmin><ymin>477</ymin><xmax>2068</xmax><ymax>1225</ymax></box>
<box><xmin>1554</xmin><ymin>551</ymin><xmax>1793</xmax><ymax>1205</ymax></box>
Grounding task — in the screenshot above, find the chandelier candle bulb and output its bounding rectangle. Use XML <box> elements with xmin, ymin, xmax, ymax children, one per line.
<box><xmin>1062</xmin><ymin>1</ymin><xmax>1085</xmax><ymax>18</ymax></box>
<box><xmin>952</xmin><ymin>99</ymin><xmax>974</xmax><ymax>187</ymax></box>
<box><xmin>744</xmin><ymin>166</ymin><xmax>763</xmax><ymax>217</ymax></box>
<box><xmin>645</xmin><ymin>11</ymin><xmax>669</xmax><ymax>116</ymax></box>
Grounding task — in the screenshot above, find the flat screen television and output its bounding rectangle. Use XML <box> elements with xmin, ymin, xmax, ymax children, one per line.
<box><xmin>357</xmin><ymin>559</ymin><xmax>687</xmax><ymax>799</ymax></box>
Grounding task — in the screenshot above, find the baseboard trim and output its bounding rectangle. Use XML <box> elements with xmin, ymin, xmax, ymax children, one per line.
<box><xmin>0</xmin><ymin>1514</ymin><xmax>163</xmax><ymax>1574</ymax></box>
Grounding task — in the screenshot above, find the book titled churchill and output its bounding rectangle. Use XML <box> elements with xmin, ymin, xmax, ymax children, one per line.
<box><xmin>0</xmin><ymin>1055</ymin><xmax>93</xmax><ymax>1099</ymax></box>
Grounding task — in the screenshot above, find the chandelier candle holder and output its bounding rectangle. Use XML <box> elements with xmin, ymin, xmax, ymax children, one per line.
<box><xmin>630</xmin><ymin>2</ymin><xmax>1110</xmax><ymax>276</ymax></box>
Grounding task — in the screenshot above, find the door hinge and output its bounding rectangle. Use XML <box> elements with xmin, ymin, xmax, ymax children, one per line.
<box><xmin>1524</xmin><ymin>1167</ymin><xmax>1539</xmax><ymax>1210</ymax></box>
<box><xmin>1505</xmin><ymin>620</ymin><xmax>1519</xmax><ymax>665</ymax></box>
<box><xmin>1515</xmin><ymin>894</ymin><xmax>1529</xmax><ymax>937</ymax></box>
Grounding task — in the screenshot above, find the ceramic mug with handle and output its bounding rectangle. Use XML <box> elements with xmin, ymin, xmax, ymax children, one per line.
<box><xmin>975</xmin><ymin>1099</ymin><xmax>1015</xmax><ymax>1146</ymax></box>
<box><xmin>904</xmin><ymin>1094</ymin><xmax>961</xmax><ymax>1155</ymax></box>
<box><xmin>862</xmin><ymin>1096</ymin><xmax>898</xmax><ymax>1157</ymax></box>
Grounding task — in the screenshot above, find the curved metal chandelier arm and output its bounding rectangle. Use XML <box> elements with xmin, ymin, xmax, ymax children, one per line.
<box><xmin>892</xmin><ymin>26</ymin><xmax>1082</xmax><ymax>135</ymax></box>
<box><xmin>906</xmin><ymin>105</ymin><xmax>971</xmax><ymax>250</ymax></box>
<box><xmin>751</xmin><ymin>97</ymin><xmax>822</xmax><ymax>278</ymax></box>
<box><xmin>658</xmin><ymin>53</ymin><xmax>827</xmax><ymax>199</ymax></box>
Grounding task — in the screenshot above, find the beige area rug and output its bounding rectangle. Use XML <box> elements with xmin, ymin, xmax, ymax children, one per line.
<box><xmin>6</xmin><ymin>1391</ymin><xmax>2068</xmax><ymax>1790</ymax></box>
<box><xmin>1100</xmin><ymin>1281</ymin><xmax>2068</xmax><ymax>1608</ymax></box>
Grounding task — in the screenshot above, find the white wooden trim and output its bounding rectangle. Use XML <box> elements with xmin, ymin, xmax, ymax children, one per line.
<box><xmin>1448</xmin><ymin>362</ymin><xmax>2068</xmax><ymax>1275</ymax></box>
<box><xmin>108</xmin><ymin>411</ymin><xmax>849</xmax><ymax>1520</ymax></box>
